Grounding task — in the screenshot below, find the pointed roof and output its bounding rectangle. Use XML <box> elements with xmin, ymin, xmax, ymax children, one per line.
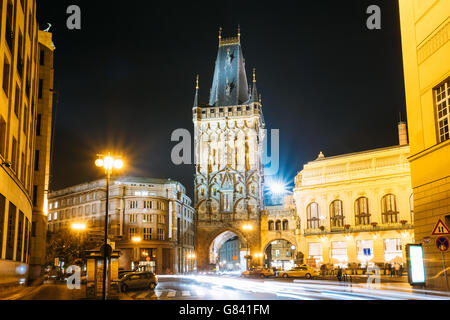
<box><xmin>193</xmin><ymin>74</ymin><xmax>199</xmax><ymax>108</ymax></box>
<box><xmin>209</xmin><ymin>28</ymin><xmax>250</xmax><ymax>107</ymax></box>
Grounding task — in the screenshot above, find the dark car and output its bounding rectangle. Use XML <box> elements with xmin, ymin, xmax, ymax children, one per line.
<box><xmin>119</xmin><ymin>271</ymin><xmax>158</xmax><ymax>292</ymax></box>
<box><xmin>119</xmin><ymin>270</ymin><xmax>132</xmax><ymax>279</ymax></box>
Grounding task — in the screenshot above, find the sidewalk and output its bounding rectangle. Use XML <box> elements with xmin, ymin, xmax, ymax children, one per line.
<box><xmin>317</xmin><ymin>274</ymin><xmax>408</xmax><ymax>284</ymax></box>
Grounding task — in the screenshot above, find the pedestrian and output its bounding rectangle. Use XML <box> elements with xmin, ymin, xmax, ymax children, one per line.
<box><xmin>399</xmin><ymin>264</ymin><xmax>404</xmax><ymax>277</ymax></box>
<box><xmin>388</xmin><ymin>263</ymin><xmax>393</xmax><ymax>277</ymax></box>
<box><xmin>394</xmin><ymin>263</ymin><xmax>400</xmax><ymax>277</ymax></box>
<box><xmin>337</xmin><ymin>266</ymin><xmax>343</xmax><ymax>282</ymax></box>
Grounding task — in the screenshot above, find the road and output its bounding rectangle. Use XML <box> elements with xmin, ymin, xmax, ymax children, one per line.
<box><xmin>7</xmin><ymin>275</ymin><xmax>450</xmax><ymax>300</ymax></box>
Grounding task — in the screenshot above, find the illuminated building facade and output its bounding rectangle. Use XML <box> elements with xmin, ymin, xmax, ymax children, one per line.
<box><xmin>261</xmin><ymin>197</ymin><xmax>301</xmax><ymax>270</ymax></box>
<box><xmin>294</xmin><ymin>136</ymin><xmax>414</xmax><ymax>267</ymax></box>
<box><xmin>48</xmin><ymin>177</ymin><xmax>195</xmax><ymax>274</ymax></box>
<box><xmin>0</xmin><ymin>0</ymin><xmax>54</xmax><ymax>287</ymax></box>
<box><xmin>193</xmin><ymin>28</ymin><xmax>265</xmax><ymax>270</ymax></box>
<box><xmin>29</xmin><ymin>30</ymin><xmax>54</xmax><ymax>280</ymax></box>
<box><xmin>398</xmin><ymin>0</ymin><xmax>450</xmax><ymax>290</ymax></box>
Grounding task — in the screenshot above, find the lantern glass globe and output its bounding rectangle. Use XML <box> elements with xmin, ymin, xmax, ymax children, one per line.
<box><xmin>95</xmin><ymin>159</ymin><xmax>104</xmax><ymax>168</ymax></box>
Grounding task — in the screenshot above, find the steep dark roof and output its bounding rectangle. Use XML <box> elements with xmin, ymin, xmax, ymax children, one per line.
<box><xmin>208</xmin><ymin>36</ymin><xmax>250</xmax><ymax>107</ymax></box>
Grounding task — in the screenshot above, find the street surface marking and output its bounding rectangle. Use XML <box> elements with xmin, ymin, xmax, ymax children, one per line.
<box><xmin>182</xmin><ymin>291</ymin><xmax>190</xmax><ymax>296</ymax></box>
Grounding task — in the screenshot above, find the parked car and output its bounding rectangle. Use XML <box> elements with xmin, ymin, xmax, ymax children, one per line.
<box><xmin>119</xmin><ymin>270</ymin><xmax>133</xmax><ymax>279</ymax></box>
<box><xmin>241</xmin><ymin>267</ymin><xmax>275</xmax><ymax>278</ymax></box>
<box><xmin>119</xmin><ymin>271</ymin><xmax>158</xmax><ymax>292</ymax></box>
<box><xmin>279</xmin><ymin>266</ymin><xmax>319</xmax><ymax>279</ymax></box>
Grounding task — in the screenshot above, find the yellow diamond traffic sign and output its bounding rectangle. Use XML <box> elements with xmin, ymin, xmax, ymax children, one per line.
<box><xmin>431</xmin><ymin>219</ymin><xmax>450</xmax><ymax>236</ymax></box>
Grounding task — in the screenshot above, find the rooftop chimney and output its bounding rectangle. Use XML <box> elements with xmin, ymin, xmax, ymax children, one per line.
<box><xmin>398</xmin><ymin>121</ymin><xmax>408</xmax><ymax>145</ymax></box>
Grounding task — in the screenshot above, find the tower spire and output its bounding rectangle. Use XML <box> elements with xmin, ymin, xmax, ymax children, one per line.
<box><xmin>218</xmin><ymin>27</ymin><xmax>222</xmax><ymax>45</ymax></box>
<box><xmin>193</xmin><ymin>74</ymin><xmax>199</xmax><ymax>108</ymax></box>
<box><xmin>251</xmin><ymin>68</ymin><xmax>258</xmax><ymax>103</ymax></box>
<box><xmin>237</xmin><ymin>24</ymin><xmax>241</xmax><ymax>41</ymax></box>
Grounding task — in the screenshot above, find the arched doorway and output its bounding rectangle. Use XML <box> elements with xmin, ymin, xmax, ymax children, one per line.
<box><xmin>263</xmin><ymin>239</ymin><xmax>303</xmax><ymax>271</ymax></box>
<box><xmin>209</xmin><ymin>230</ymin><xmax>246</xmax><ymax>273</ymax></box>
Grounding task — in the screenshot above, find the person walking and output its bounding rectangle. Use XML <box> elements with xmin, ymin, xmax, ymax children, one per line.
<box><xmin>337</xmin><ymin>266</ymin><xmax>343</xmax><ymax>282</ymax></box>
<box><xmin>394</xmin><ymin>263</ymin><xmax>400</xmax><ymax>277</ymax></box>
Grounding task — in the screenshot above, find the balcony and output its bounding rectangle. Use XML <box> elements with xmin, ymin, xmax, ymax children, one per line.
<box><xmin>304</xmin><ymin>223</ymin><xmax>413</xmax><ymax>236</ymax></box>
<box><xmin>16</xmin><ymin>58</ymin><xmax>23</xmax><ymax>79</ymax></box>
<box><xmin>5</xmin><ymin>26</ymin><xmax>13</xmax><ymax>52</ymax></box>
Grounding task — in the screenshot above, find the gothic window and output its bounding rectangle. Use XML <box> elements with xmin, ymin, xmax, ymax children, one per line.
<box><xmin>355</xmin><ymin>197</ymin><xmax>371</xmax><ymax>226</ymax></box>
<box><xmin>282</xmin><ymin>220</ymin><xmax>289</xmax><ymax>231</ymax></box>
<box><xmin>307</xmin><ymin>202</ymin><xmax>320</xmax><ymax>229</ymax></box>
<box><xmin>268</xmin><ymin>220</ymin><xmax>274</xmax><ymax>231</ymax></box>
<box><xmin>381</xmin><ymin>194</ymin><xmax>398</xmax><ymax>224</ymax></box>
<box><xmin>330</xmin><ymin>200</ymin><xmax>344</xmax><ymax>227</ymax></box>
<box><xmin>275</xmin><ymin>220</ymin><xmax>281</xmax><ymax>231</ymax></box>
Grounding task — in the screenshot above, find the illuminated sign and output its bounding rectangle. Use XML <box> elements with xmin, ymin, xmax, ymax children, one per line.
<box><xmin>406</xmin><ymin>244</ymin><xmax>426</xmax><ymax>285</ymax></box>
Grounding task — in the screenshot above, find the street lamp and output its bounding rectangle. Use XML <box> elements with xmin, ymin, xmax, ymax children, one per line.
<box><xmin>187</xmin><ymin>253</ymin><xmax>196</xmax><ymax>273</ymax></box>
<box><xmin>95</xmin><ymin>153</ymin><xmax>124</xmax><ymax>300</ymax></box>
<box><xmin>71</xmin><ymin>222</ymin><xmax>87</xmax><ymax>261</ymax></box>
<box><xmin>242</xmin><ymin>223</ymin><xmax>253</xmax><ymax>270</ymax></box>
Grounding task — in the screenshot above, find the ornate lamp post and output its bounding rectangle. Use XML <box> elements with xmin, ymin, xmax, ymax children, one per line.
<box><xmin>131</xmin><ymin>236</ymin><xmax>142</xmax><ymax>271</ymax></box>
<box><xmin>71</xmin><ymin>222</ymin><xmax>87</xmax><ymax>260</ymax></box>
<box><xmin>95</xmin><ymin>153</ymin><xmax>123</xmax><ymax>300</ymax></box>
<box><xmin>242</xmin><ymin>223</ymin><xmax>253</xmax><ymax>270</ymax></box>
<box><xmin>187</xmin><ymin>253</ymin><xmax>196</xmax><ymax>273</ymax></box>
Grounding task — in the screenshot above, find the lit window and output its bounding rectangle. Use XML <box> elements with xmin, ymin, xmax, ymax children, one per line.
<box><xmin>331</xmin><ymin>241</ymin><xmax>348</xmax><ymax>262</ymax></box>
<box><xmin>355</xmin><ymin>197</ymin><xmax>370</xmax><ymax>225</ymax></box>
<box><xmin>435</xmin><ymin>79</ymin><xmax>450</xmax><ymax>142</ymax></box>
<box><xmin>385</xmin><ymin>239</ymin><xmax>402</xmax><ymax>262</ymax></box>
<box><xmin>307</xmin><ymin>202</ymin><xmax>320</xmax><ymax>229</ymax></box>
<box><xmin>381</xmin><ymin>194</ymin><xmax>398</xmax><ymax>224</ymax></box>
<box><xmin>330</xmin><ymin>200</ymin><xmax>344</xmax><ymax>227</ymax></box>
<box><xmin>129</xmin><ymin>214</ymin><xmax>137</xmax><ymax>223</ymax></box>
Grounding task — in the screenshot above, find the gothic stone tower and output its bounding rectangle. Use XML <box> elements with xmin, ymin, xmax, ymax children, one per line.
<box><xmin>193</xmin><ymin>28</ymin><xmax>265</xmax><ymax>270</ymax></box>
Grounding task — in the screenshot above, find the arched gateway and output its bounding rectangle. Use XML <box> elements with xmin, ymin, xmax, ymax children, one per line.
<box><xmin>193</xmin><ymin>30</ymin><xmax>265</xmax><ymax>271</ymax></box>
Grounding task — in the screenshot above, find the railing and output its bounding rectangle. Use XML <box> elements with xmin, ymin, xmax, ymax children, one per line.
<box><xmin>304</xmin><ymin>223</ymin><xmax>413</xmax><ymax>235</ymax></box>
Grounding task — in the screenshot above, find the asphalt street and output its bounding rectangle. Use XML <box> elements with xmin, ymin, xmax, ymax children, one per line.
<box><xmin>9</xmin><ymin>275</ymin><xmax>450</xmax><ymax>300</ymax></box>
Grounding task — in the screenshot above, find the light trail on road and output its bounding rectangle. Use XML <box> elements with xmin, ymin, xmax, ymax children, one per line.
<box><xmin>157</xmin><ymin>275</ymin><xmax>450</xmax><ymax>300</ymax></box>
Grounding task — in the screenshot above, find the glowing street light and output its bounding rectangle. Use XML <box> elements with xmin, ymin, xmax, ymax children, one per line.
<box><xmin>71</xmin><ymin>223</ymin><xmax>87</xmax><ymax>231</ymax></box>
<box><xmin>95</xmin><ymin>152</ymin><xmax>124</xmax><ymax>300</ymax></box>
<box><xmin>131</xmin><ymin>236</ymin><xmax>142</xmax><ymax>243</ymax></box>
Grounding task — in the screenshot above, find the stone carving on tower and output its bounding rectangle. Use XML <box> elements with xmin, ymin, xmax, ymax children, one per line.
<box><xmin>192</xmin><ymin>28</ymin><xmax>265</xmax><ymax>224</ymax></box>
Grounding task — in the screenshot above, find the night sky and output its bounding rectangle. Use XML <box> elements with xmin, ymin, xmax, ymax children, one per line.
<box><xmin>36</xmin><ymin>0</ymin><xmax>406</xmax><ymax>198</ymax></box>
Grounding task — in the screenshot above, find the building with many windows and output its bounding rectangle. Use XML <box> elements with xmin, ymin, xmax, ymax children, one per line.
<box><xmin>398</xmin><ymin>0</ymin><xmax>450</xmax><ymax>290</ymax></box>
<box><xmin>218</xmin><ymin>236</ymin><xmax>240</xmax><ymax>271</ymax></box>
<box><xmin>29</xmin><ymin>30</ymin><xmax>54</xmax><ymax>280</ymax></box>
<box><xmin>48</xmin><ymin>177</ymin><xmax>195</xmax><ymax>274</ymax></box>
<box><xmin>293</xmin><ymin>138</ymin><xmax>414</xmax><ymax>268</ymax></box>
<box><xmin>0</xmin><ymin>0</ymin><xmax>54</xmax><ymax>287</ymax></box>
